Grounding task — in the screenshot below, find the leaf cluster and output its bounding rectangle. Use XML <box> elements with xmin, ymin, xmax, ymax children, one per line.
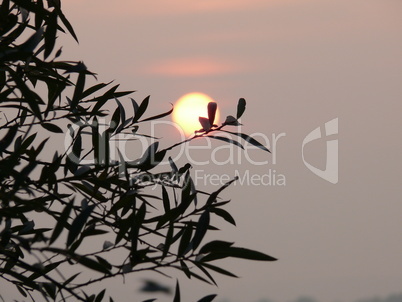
<box><xmin>0</xmin><ymin>1</ymin><xmax>276</xmax><ymax>301</ymax></box>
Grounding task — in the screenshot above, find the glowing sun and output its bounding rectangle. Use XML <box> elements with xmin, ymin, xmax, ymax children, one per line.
<box><xmin>172</xmin><ymin>92</ymin><xmax>220</xmax><ymax>136</ymax></box>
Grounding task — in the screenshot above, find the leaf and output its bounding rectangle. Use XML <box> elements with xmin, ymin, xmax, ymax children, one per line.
<box><xmin>109</xmin><ymin>106</ymin><xmax>121</xmax><ymax>132</ymax></box>
<box><xmin>42</xmin><ymin>282</ymin><xmax>56</xmax><ymax>299</ymax></box>
<box><xmin>19</xmin><ymin>27</ymin><xmax>44</xmax><ymax>53</ymax></box>
<box><xmin>129</xmin><ymin>141</ymin><xmax>159</xmax><ymax>170</ymax></box>
<box><xmin>44</xmin><ymin>10</ymin><xmax>57</xmax><ymax>58</ymax></box>
<box><xmin>52</xmin><ymin>1</ymin><xmax>78</xmax><ymax>42</ymax></box>
<box><xmin>130</xmin><ymin>97</ymin><xmax>139</xmax><ymax>113</ymax></box>
<box><xmin>206</xmin><ymin>177</ymin><xmax>238</xmax><ymax>205</ymax></box>
<box><xmin>207</xmin><ymin>102</ymin><xmax>217</xmax><ymax>125</ymax></box>
<box><xmin>131</xmin><ymin>203</ymin><xmax>146</xmax><ymax>258</ymax></box>
<box><xmin>201</xmin><ymin>246</ymin><xmax>277</xmax><ymax>262</ymax></box>
<box><xmin>41</xmin><ymin>122</ymin><xmax>63</xmax><ymax>133</ymax></box>
<box><xmin>162</xmin><ymin>185</ymin><xmax>170</xmax><ymax>212</ymax></box>
<box><xmin>208</xmin><ymin>135</ymin><xmax>244</xmax><ymax>149</ymax></box>
<box><xmin>236</xmin><ymin>97</ymin><xmax>246</xmax><ymax>119</ymax></box>
<box><xmin>197</xmin><ymin>294</ymin><xmax>217</xmax><ymax>302</ymax></box>
<box><xmin>132</xmin><ymin>95</ymin><xmax>149</xmax><ymax>123</ymax></box>
<box><xmin>16</xmin><ymin>285</ymin><xmax>27</xmax><ymax>298</ymax></box>
<box><xmin>173</xmin><ymin>280</ymin><xmax>180</xmax><ymax>302</ymax></box>
<box><xmin>199</xmin><ymin>262</ymin><xmax>238</xmax><ymax>278</ymax></box>
<box><xmin>138</xmin><ymin>104</ymin><xmax>174</xmax><ymax>122</ymax></box>
<box><xmin>191</xmin><ymin>210</ymin><xmax>210</xmax><ymax>251</ymax></box>
<box><xmin>0</xmin><ymin>125</ymin><xmax>18</xmax><ymax>153</ymax></box>
<box><xmin>95</xmin><ymin>256</ymin><xmax>112</xmax><ymax>271</ymax></box>
<box><xmin>103</xmin><ymin>240</ymin><xmax>113</xmax><ymax>250</ymax></box>
<box><xmin>82</xmin><ymin>81</ymin><xmax>112</xmax><ymax>99</ymax></box>
<box><xmin>178</xmin><ymin>223</ymin><xmax>193</xmax><ymax>257</ymax></box>
<box><xmin>221</xmin><ymin>130</ymin><xmax>270</xmax><ymax>153</ymax></box>
<box><xmin>91</xmin><ymin>85</ymin><xmax>119</xmax><ymax>114</ymax></box>
<box><xmin>67</xmin><ymin>204</ymin><xmax>95</xmax><ymax>247</ymax></box>
<box><xmin>95</xmin><ymin>289</ymin><xmax>106</xmax><ymax>302</ymax></box>
<box><xmin>75</xmin><ymin>255</ymin><xmax>111</xmax><ymax>274</ymax></box>
<box><xmin>210</xmin><ymin>208</ymin><xmax>236</xmax><ymax>226</ymax></box>
<box><xmin>49</xmin><ymin>199</ymin><xmax>74</xmax><ymax>244</ymax></box>
<box><xmin>71</xmin><ymin>67</ymin><xmax>86</xmax><ymax>109</ymax></box>
<box><xmin>28</xmin><ymin>261</ymin><xmax>63</xmax><ymax>281</ymax></box>
<box><xmin>199</xmin><ymin>117</ymin><xmax>211</xmax><ymax>132</ymax></box>
<box><xmin>162</xmin><ymin>222</ymin><xmax>174</xmax><ymax>259</ymax></box>
<box><xmin>199</xmin><ymin>240</ymin><xmax>234</xmax><ymax>254</ymax></box>
<box><xmin>223</xmin><ymin>115</ymin><xmax>241</xmax><ymax>126</ymax></box>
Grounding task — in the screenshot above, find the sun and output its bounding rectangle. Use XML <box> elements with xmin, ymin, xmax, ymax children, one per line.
<box><xmin>172</xmin><ymin>92</ymin><xmax>220</xmax><ymax>136</ymax></box>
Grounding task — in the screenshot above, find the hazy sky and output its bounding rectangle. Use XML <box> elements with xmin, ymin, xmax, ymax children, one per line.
<box><xmin>53</xmin><ymin>0</ymin><xmax>402</xmax><ymax>301</ymax></box>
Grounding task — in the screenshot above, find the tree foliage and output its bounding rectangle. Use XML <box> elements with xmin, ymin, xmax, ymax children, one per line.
<box><xmin>0</xmin><ymin>1</ymin><xmax>276</xmax><ymax>301</ymax></box>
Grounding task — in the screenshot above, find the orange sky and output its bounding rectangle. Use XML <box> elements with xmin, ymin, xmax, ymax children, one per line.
<box><xmin>5</xmin><ymin>1</ymin><xmax>401</xmax><ymax>301</ymax></box>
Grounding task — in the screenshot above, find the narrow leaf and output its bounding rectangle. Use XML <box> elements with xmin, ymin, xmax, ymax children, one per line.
<box><xmin>138</xmin><ymin>105</ymin><xmax>174</xmax><ymax>122</ymax></box>
<box><xmin>210</xmin><ymin>208</ymin><xmax>236</xmax><ymax>226</ymax></box>
<box><xmin>191</xmin><ymin>210</ymin><xmax>210</xmax><ymax>251</ymax></box>
<box><xmin>49</xmin><ymin>199</ymin><xmax>74</xmax><ymax>244</ymax></box>
<box><xmin>207</xmin><ymin>102</ymin><xmax>217</xmax><ymax>125</ymax></box>
<box><xmin>67</xmin><ymin>204</ymin><xmax>95</xmax><ymax>247</ymax></box>
<box><xmin>208</xmin><ymin>135</ymin><xmax>244</xmax><ymax>149</ymax></box>
<box><xmin>221</xmin><ymin>130</ymin><xmax>270</xmax><ymax>153</ymax></box>
<box><xmin>41</xmin><ymin>123</ymin><xmax>63</xmax><ymax>133</ymax></box>
<box><xmin>132</xmin><ymin>95</ymin><xmax>149</xmax><ymax>123</ymax></box>
<box><xmin>173</xmin><ymin>280</ymin><xmax>180</xmax><ymax>302</ymax></box>
<box><xmin>236</xmin><ymin>98</ymin><xmax>246</xmax><ymax>119</ymax></box>
<box><xmin>197</xmin><ymin>294</ymin><xmax>217</xmax><ymax>302</ymax></box>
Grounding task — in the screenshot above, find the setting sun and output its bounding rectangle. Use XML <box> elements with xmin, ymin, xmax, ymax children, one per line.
<box><xmin>172</xmin><ymin>92</ymin><xmax>220</xmax><ymax>136</ymax></box>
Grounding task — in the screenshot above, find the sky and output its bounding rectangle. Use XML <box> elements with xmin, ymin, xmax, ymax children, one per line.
<box><xmin>21</xmin><ymin>0</ymin><xmax>402</xmax><ymax>301</ymax></box>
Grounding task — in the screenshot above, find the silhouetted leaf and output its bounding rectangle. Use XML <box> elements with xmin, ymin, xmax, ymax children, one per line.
<box><xmin>199</xmin><ymin>262</ymin><xmax>237</xmax><ymax>278</ymax></box>
<box><xmin>201</xmin><ymin>246</ymin><xmax>277</xmax><ymax>262</ymax></box>
<box><xmin>41</xmin><ymin>122</ymin><xmax>63</xmax><ymax>133</ymax></box>
<box><xmin>44</xmin><ymin>10</ymin><xmax>57</xmax><ymax>58</ymax></box>
<box><xmin>199</xmin><ymin>240</ymin><xmax>234</xmax><ymax>254</ymax></box>
<box><xmin>71</xmin><ymin>67</ymin><xmax>86</xmax><ymax>109</ymax></box>
<box><xmin>208</xmin><ymin>135</ymin><xmax>244</xmax><ymax>149</ymax></box>
<box><xmin>197</xmin><ymin>294</ymin><xmax>217</xmax><ymax>302</ymax></box>
<box><xmin>199</xmin><ymin>117</ymin><xmax>211</xmax><ymax>132</ymax></box>
<box><xmin>131</xmin><ymin>203</ymin><xmax>146</xmax><ymax>257</ymax></box>
<box><xmin>52</xmin><ymin>1</ymin><xmax>78</xmax><ymax>42</ymax></box>
<box><xmin>91</xmin><ymin>85</ymin><xmax>119</xmax><ymax>114</ymax></box>
<box><xmin>210</xmin><ymin>208</ymin><xmax>236</xmax><ymax>226</ymax></box>
<box><xmin>205</xmin><ymin>176</ymin><xmax>238</xmax><ymax>206</ymax></box>
<box><xmin>95</xmin><ymin>256</ymin><xmax>112</xmax><ymax>271</ymax></box>
<box><xmin>0</xmin><ymin>125</ymin><xmax>18</xmax><ymax>153</ymax></box>
<box><xmin>162</xmin><ymin>222</ymin><xmax>174</xmax><ymax>259</ymax></box>
<box><xmin>103</xmin><ymin>241</ymin><xmax>114</xmax><ymax>250</ymax></box>
<box><xmin>49</xmin><ymin>199</ymin><xmax>74</xmax><ymax>244</ymax></box>
<box><xmin>42</xmin><ymin>282</ymin><xmax>57</xmax><ymax>299</ymax></box>
<box><xmin>19</xmin><ymin>27</ymin><xmax>44</xmax><ymax>53</ymax></box>
<box><xmin>82</xmin><ymin>81</ymin><xmax>112</xmax><ymax>99</ymax></box>
<box><xmin>191</xmin><ymin>210</ymin><xmax>210</xmax><ymax>251</ymax></box>
<box><xmin>236</xmin><ymin>98</ymin><xmax>246</xmax><ymax>119</ymax></box>
<box><xmin>207</xmin><ymin>102</ymin><xmax>217</xmax><ymax>125</ymax></box>
<box><xmin>95</xmin><ymin>289</ymin><xmax>106</xmax><ymax>302</ymax></box>
<box><xmin>28</xmin><ymin>261</ymin><xmax>63</xmax><ymax>281</ymax></box>
<box><xmin>173</xmin><ymin>280</ymin><xmax>180</xmax><ymax>302</ymax></box>
<box><xmin>67</xmin><ymin>204</ymin><xmax>95</xmax><ymax>247</ymax></box>
<box><xmin>138</xmin><ymin>104</ymin><xmax>174</xmax><ymax>122</ymax></box>
<box><xmin>75</xmin><ymin>255</ymin><xmax>110</xmax><ymax>274</ymax></box>
<box><xmin>162</xmin><ymin>185</ymin><xmax>170</xmax><ymax>212</ymax></box>
<box><xmin>132</xmin><ymin>95</ymin><xmax>150</xmax><ymax>123</ymax></box>
<box><xmin>221</xmin><ymin>130</ymin><xmax>270</xmax><ymax>153</ymax></box>
<box><xmin>222</xmin><ymin>115</ymin><xmax>241</xmax><ymax>126</ymax></box>
<box><xmin>178</xmin><ymin>223</ymin><xmax>193</xmax><ymax>257</ymax></box>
